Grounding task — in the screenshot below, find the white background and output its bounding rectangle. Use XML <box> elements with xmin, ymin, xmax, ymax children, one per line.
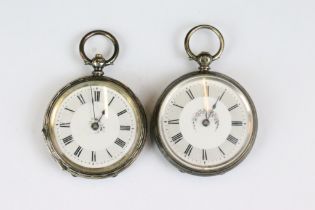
<box><xmin>0</xmin><ymin>0</ymin><xmax>314</xmax><ymax>210</ymax></box>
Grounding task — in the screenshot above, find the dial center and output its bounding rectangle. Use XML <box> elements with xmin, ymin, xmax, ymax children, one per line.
<box><xmin>192</xmin><ymin>109</ymin><xmax>219</xmax><ymax>131</ymax></box>
<box><xmin>91</xmin><ymin>122</ymin><xmax>100</xmax><ymax>130</ymax></box>
<box><xmin>71</xmin><ymin>104</ymin><xmax>119</xmax><ymax>150</ymax></box>
<box><xmin>180</xmin><ymin>97</ymin><xmax>232</xmax><ymax>149</ymax></box>
<box><xmin>202</xmin><ymin>118</ymin><xmax>210</xmax><ymax>127</ymax></box>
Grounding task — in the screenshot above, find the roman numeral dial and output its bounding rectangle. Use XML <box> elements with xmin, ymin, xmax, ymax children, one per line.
<box><xmin>158</xmin><ymin>77</ymin><xmax>251</xmax><ymax>168</ymax></box>
<box><xmin>53</xmin><ymin>84</ymin><xmax>139</xmax><ymax>169</ymax></box>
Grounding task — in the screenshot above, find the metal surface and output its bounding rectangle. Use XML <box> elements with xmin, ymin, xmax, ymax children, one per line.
<box><xmin>184</xmin><ymin>24</ymin><xmax>225</xmax><ymax>71</ymax></box>
<box><xmin>150</xmin><ymin>71</ymin><xmax>258</xmax><ymax>176</ymax></box>
<box><xmin>79</xmin><ymin>30</ymin><xmax>119</xmax><ymax>76</ymax></box>
<box><xmin>43</xmin><ymin>76</ymin><xmax>147</xmax><ymax>178</ymax></box>
<box><xmin>151</xmin><ymin>24</ymin><xmax>257</xmax><ymax>176</ymax></box>
<box><xmin>43</xmin><ymin>30</ymin><xmax>146</xmax><ymax>178</ymax></box>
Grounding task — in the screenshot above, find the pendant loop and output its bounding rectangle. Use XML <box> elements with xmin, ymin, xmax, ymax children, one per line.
<box><xmin>79</xmin><ymin>30</ymin><xmax>119</xmax><ymax>76</ymax></box>
<box><xmin>184</xmin><ymin>24</ymin><xmax>224</xmax><ymax>71</ymax></box>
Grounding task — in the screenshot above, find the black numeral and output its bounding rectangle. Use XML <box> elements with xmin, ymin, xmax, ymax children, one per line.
<box><xmin>171</xmin><ymin>133</ymin><xmax>183</xmax><ymax>144</ymax></box>
<box><xmin>74</xmin><ymin>146</ymin><xmax>83</xmax><ymax>157</ymax></box>
<box><xmin>232</xmin><ymin>121</ymin><xmax>243</xmax><ymax>126</ymax></box>
<box><xmin>172</xmin><ymin>103</ymin><xmax>184</xmax><ymax>109</ymax></box>
<box><xmin>91</xmin><ymin>151</ymin><xmax>96</xmax><ymax>162</ymax></box>
<box><xmin>186</xmin><ymin>89</ymin><xmax>195</xmax><ymax>100</ymax></box>
<box><xmin>227</xmin><ymin>134</ymin><xmax>238</xmax><ymax>145</ymax></box>
<box><xmin>106</xmin><ymin>149</ymin><xmax>112</xmax><ymax>158</ymax></box>
<box><xmin>65</xmin><ymin>108</ymin><xmax>75</xmax><ymax>112</ymax></box>
<box><xmin>115</xmin><ymin>138</ymin><xmax>126</xmax><ymax>148</ymax></box>
<box><xmin>62</xmin><ymin>135</ymin><xmax>73</xmax><ymax>145</ymax></box>
<box><xmin>77</xmin><ymin>94</ymin><xmax>85</xmax><ymax>104</ymax></box>
<box><xmin>218</xmin><ymin>146</ymin><xmax>225</xmax><ymax>155</ymax></box>
<box><xmin>168</xmin><ymin>119</ymin><xmax>179</xmax><ymax>124</ymax></box>
<box><xmin>228</xmin><ymin>104</ymin><xmax>239</xmax><ymax>111</ymax></box>
<box><xmin>184</xmin><ymin>144</ymin><xmax>193</xmax><ymax>156</ymax></box>
<box><xmin>202</xmin><ymin>149</ymin><xmax>207</xmax><ymax>161</ymax></box>
<box><xmin>117</xmin><ymin>109</ymin><xmax>127</xmax><ymax>116</ymax></box>
<box><xmin>94</xmin><ymin>91</ymin><xmax>100</xmax><ymax>102</ymax></box>
<box><xmin>60</xmin><ymin>123</ymin><xmax>70</xmax><ymax>128</ymax></box>
<box><xmin>108</xmin><ymin>96</ymin><xmax>115</xmax><ymax>106</ymax></box>
<box><xmin>120</xmin><ymin>125</ymin><xmax>131</xmax><ymax>130</ymax></box>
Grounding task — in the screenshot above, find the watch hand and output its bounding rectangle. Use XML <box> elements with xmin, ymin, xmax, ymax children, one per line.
<box><xmin>203</xmin><ymin>80</ymin><xmax>210</xmax><ymax>119</ymax></box>
<box><xmin>90</xmin><ymin>87</ymin><xmax>96</xmax><ymax>120</ymax></box>
<box><xmin>97</xmin><ymin>110</ymin><xmax>105</xmax><ymax>122</ymax></box>
<box><xmin>212</xmin><ymin>89</ymin><xmax>226</xmax><ymax>110</ymax></box>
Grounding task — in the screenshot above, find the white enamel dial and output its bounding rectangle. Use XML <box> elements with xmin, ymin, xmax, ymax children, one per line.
<box><xmin>51</xmin><ymin>82</ymin><xmax>138</xmax><ymax>169</ymax></box>
<box><xmin>157</xmin><ymin>73</ymin><xmax>256</xmax><ymax>172</ymax></box>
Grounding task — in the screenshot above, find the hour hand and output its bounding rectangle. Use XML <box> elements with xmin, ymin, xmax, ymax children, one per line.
<box><xmin>97</xmin><ymin>110</ymin><xmax>105</xmax><ymax>122</ymax></box>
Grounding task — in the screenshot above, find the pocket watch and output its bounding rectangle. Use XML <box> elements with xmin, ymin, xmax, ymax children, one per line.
<box><xmin>42</xmin><ymin>30</ymin><xmax>147</xmax><ymax>178</ymax></box>
<box><xmin>151</xmin><ymin>24</ymin><xmax>258</xmax><ymax>176</ymax></box>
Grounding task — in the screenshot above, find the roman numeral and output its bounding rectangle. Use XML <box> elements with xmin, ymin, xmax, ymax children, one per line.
<box><xmin>91</xmin><ymin>151</ymin><xmax>96</xmax><ymax>162</ymax></box>
<box><xmin>120</xmin><ymin>125</ymin><xmax>131</xmax><ymax>130</ymax></box>
<box><xmin>108</xmin><ymin>96</ymin><xmax>115</xmax><ymax>106</ymax></box>
<box><xmin>228</xmin><ymin>104</ymin><xmax>239</xmax><ymax>111</ymax></box>
<box><xmin>184</xmin><ymin>144</ymin><xmax>193</xmax><ymax>156</ymax></box>
<box><xmin>172</xmin><ymin>103</ymin><xmax>184</xmax><ymax>109</ymax></box>
<box><xmin>60</xmin><ymin>123</ymin><xmax>70</xmax><ymax>128</ymax></box>
<box><xmin>106</xmin><ymin>149</ymin><xmax>112</xmax><ymax>158</ymax></box>
<box><xmin>115</xmin><ymin>138</ymin><xmax>126</xmax><ymax>148</ymax></box>
<box><xmin>65</xmin><ymin>108</ymin><xmax>75</xmax><ymax>112</ymax></box>
<box><xmin>202</xmin><ymin>149</ymin><xmax>207</xmax><ymax>161</ymax></box>
<box><xmin>186</xmin><ymin>89</ymin><xmax>195</xmax><ymax>100</ymax></box>
<box><xmin>227</xmin><ymin>134</ymin><xmax>238</xmax><ymax>145</ymax></box>
<box><xmin>168</xmin><ymin>119</ymin><xmax>179</xmax><ymax>124</ymax></box>
<box><xmin>62</xmin><ymin>135</ymin><xmax>73</xmax><ymax>145</ymax></box>
<box><xmin>94</xmin><ymin>91</ymin><xmax>100</xmax><ymax>102</ymax></box>
<box><xmin>218</xmin><ymin>147</ymin><xmax>225</xmax><ymax>155</ymax></box>
<box><xmin>171</xmin><ymin>133</ymin><xmax>183</xmax><ymax>144</ymax></box>
<box><xmin>117</xmin><ymin>109</ymin><xmax>127</xmax><ymax>116</ymax></box>
<box><xmin>74</xmin><ymin>146</ymin><xmax>83</xmax><ymax>157</ymax></box>
<box><xmin>77</xmin><ymin>94</ymin><xmax>85</xmax><ymax>104</ymax></box>
<box><xmin>232</xmin><ymin>121</ymin><xmax>243</xmax><ymax>126</ymax></box>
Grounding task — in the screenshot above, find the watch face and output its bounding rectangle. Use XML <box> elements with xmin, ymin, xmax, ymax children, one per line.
<box><xmin>154</xmin><ymin>72</ymin><xmax>257</xmax><ymax>175</ymax></box>
<box><xmin>45</xmin><ymin>77</ymin><xmax>146</xmax><ymax>177</ymax></box>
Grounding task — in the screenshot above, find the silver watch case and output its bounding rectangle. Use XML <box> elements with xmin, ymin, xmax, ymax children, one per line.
<box><xmin>151</xmin><ymin>71</ymin><xmax>258</xmax><ymax>176</ymax></box>
<box><xmin>42</xmin><ymin>75</ymin><xmax>147</xmax><ymax>178</ymax></box>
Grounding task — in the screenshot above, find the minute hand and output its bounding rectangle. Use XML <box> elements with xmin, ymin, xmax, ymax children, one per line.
<box><xmin>90</xmin><ymin>87</ymin><xmax>97</xmax><ymax>120</ymax></box>
<box><xmin>212</xmin><ymin>90</ymin><xmax>226</xmax><ymax>110</ymax></box>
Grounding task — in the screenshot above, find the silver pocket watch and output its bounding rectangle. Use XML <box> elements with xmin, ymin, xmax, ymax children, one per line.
<box><xmin>151</xmin><ymin>25</ymin><xmax>258</xmax><ymax>176</ymax></box>
<box><xmin>42</xmin><ymin>30</ymin><xmax>147</xmax><ymax>178</ymax></box>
